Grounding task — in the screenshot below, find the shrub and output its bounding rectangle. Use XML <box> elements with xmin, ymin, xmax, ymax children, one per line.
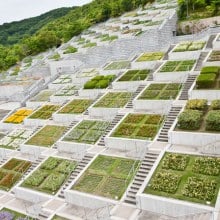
<box><xmin>211</xmin><ymin>100</ymin><xmax>220</xmax><ymax>110</ymax></box>
<box><xmin>185</xmin><ymin>99</ymin><xmax>207</xmax><ymax>111</ymax></box>
<box><xmin>84</xmin><ymin>80</ymin><xmax>97</xmax><ymax>89</ymax></box>
<box><xmin>178</xmin><ymin>110</ymin><xmax>203</xmax><ymax>130</ymax></box>
<box><xmin>96</xmin><ymin>79</ymin><xmax>109</xmax><ymax>88</ymax></box>
<box><xmin>196</xmin><ymin>73</ymin><xmax>216</xmax><ymax>89</ymax></box>
<box><xmin>147</xmin><ymin>84</ymin><xmax>166</xmax><ymax>90</ymax></box>
<box><xmin>84</xmin><ymin>75</ymin><xmax>115</xmax><ymax>89</ymax></box>
<box><xmin>92</xmin><ymin>75</ymin><xmax>104</xmax><ymax>81</ymax></box>
<box><xmin>205</xmin><ymin>110</ymin><xmax>220</xmax><ymax>131</ymax></box>
<box><xmin>201</xmin><ymin>66</ymin><xmax>219</xmax><ymax>75</ymax></box>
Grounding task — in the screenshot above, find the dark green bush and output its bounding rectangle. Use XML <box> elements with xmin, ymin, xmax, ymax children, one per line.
<box><xmin>84</xmin><ymin>75</ymin><xmax>115</xmax><ymax>89</ymax></box>
<box><xmin>196</xmin><ymin>73</ymin><xmax>216</xmax><ymax>89</ymax></box>
<box><xmin>178</xmin><ymin>110</ymin><xmax>203</xmax><ymax>130</ymax></box>
<box><xmin>96</xmin><ymin>79</ymin><xmax>109</xmax><ymax>88</ymax></box>
<box><xmin>92</xmin><ymin>75</ymin><xmax>104</xmax><ymax>81</ymax></box>
<box><xmin>211</xmin><ymin>100</ymin><xmax>220</xmax><ymax>110</ymax></box>
<box><xmin>84</xmin><ymin>80</ymin><xmax>97</xmax><ymax>89</ymax></box>
<box><xmin>205</xmin><ymin>110</ymin><xmax>220</xmax><ymax>131</ymax></box>
<box><xmin>105</xmin><ymin>74</ymin><xmax>116</xmax><ymax>81</ymax></box>
<box><xmin>201</xmin><ymin>66</ymin><xmax>220</xmax><ymax>75</ymax></box>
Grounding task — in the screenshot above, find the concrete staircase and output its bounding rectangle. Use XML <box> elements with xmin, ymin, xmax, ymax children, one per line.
<box><xmin>194</xmin><ymin>52</ymin><xmax>209</xmax><ymax>71</ymax></box>
<box><xmin>124</xmin><ymin>151</ymin><xmax>159</xmax><ymax>205</ymax></box>
<box><xmin>206</xmin><ymin>34</ymin><xmax>216</xmax><ymax>49</ymax></box>
<box><xmin>97</xmin><ymin>113</ymin><xmax>124</xmax><ymax>146</ymax></box>
<box><xmin>157</xmin><ymin>106</ymin><xmax>182</xmax><ymax>142</ymax></box>
<box><xmin>178</xmin><ymin>75</ymin><xmax>197</xmax><ymax>100</ymax></box>
<box><xmin>125</xmin><ymin>85</ymin><xmax>146</xmax><ymax>109</ymax></box>
<box><xmin>58</xmin><ymin>153</ymin><xmax>94</xmax><ymax>199</ymax></box>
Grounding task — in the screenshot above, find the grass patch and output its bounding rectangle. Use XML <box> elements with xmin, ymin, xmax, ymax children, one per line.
<box><xmin>159</xmin><ymin>60</ymin><xmax>196</xmax><ymax>72</ymax></box>
<box><xmin>118</xmin><ymin>69</ymin><xmax>149</xmax><ymax>81</ymax></box>
<box><xmin>104</xmin><ymin>61</ymin><xmax>130</xmax><ymax>70</ymax></box>
<box><xmin>136</xmin><ymin>52</ymin><xmax>164</xmax><ymax>62</ymax></box>
<box><xmin>73</xmin><ymin>155</ymin><xmax>139</xmax><ymax>200</ymax></box>
<box><xmin>30</xmin><ymin>89</ymin><xmax>54</xmax><ymax>102</ymax></box>
<box><xmin>26</xmin><ymin>125</ymin><xmax>66</xmax><ymax>147</ymax></box>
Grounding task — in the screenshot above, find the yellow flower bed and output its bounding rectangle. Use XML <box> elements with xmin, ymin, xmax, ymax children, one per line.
<box><xmin>4</xmin><ymin>109</ymin><xmax>33</xmax><ymax>124</ymax></box>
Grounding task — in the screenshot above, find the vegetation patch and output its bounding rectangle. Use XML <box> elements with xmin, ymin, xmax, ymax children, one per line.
<box><xmin>118</xmin><ymin>69</ymin><xmax>149</xmax><ymax>81</ymax></box>
<box><xmin>207</xmin><ymin>51</ymin><xmax>220</xmax><ymax>62</ymax></box>
<box><xmin>73</xmin><ymin>155</ymin><xmax>139</xmax><ymax>200</ymax></box>
<box><xmin>55</xmin><ymin>85</ymin><xmax>79</xmax><ymax>96</ymax></box>
<box><xmin>139</xmin><ymin>83</ymin><xmax>181</xmax><ymax>100</ymax></box>
<box><xmin>136</xmin><ymin>52</ymin><xmax>164</xmax><ymax>62</ymax></box>
<box><xmin>63</xmin><ymin>120</ymin><xmax>109</xmax><ymax>144</ymax></box>
<box><xmin>26</xmin><ymin>125</ymin><xmax>66</xmax><ymax>147</ymax></box>
<box><xmin>145</xmin><ymin>153</ymin><xmax>220</xmax><ymax>206</ymax></box>
<box><xmin>84</xmin><ymin>75</ymin><xmax>115</xmax><ymax>89</ymax></box>
<box><xmin>0</xmin><ymin>158</ymin><xmax>31</xmax><ymax>191</ymax></box>
<box><xmin>29</xmin><ymin>105</ymin><xmax>60</xmax><ymax>119</ymax></box>
<box><xmin>112</xmin><ymin>113</ymin><xmax>163</xmax><ymax>140</ymax></box>
<box><xmin>4</xmin><ymin>109</ymin><xmax>33</xmax><ymax>124</ymax></box>
<box><xmin>173</xmin><ymin>41</ymin><xmax>205</xmax><ymax>52</ymax></box>
<box><xmin>63</xmin><ymin>46</ymin><xmax>78</xmax><ymax>54</ymax></box>
<box><xmin>59</xmin><ymin>99</ymin><xmax>92</xmax><ymax>114</ymax></box>
<box><xmin>30</xmin><ymin>89</ymin><xmax>54</xmax><ymax>102</ymax></box>
<box><xmin>104</xmin><ymin>61</ymin><xmax>130</xmax><ymax>70</ymax></box>
<box><xmin>159</xmin><ymin>60</ymin><xmax>196</xmax><ymax>72</ymax></box>
<box><xmin>22</xmin><ymin>157</ymin><xmax>77</xmax><ymax>194</ymax></box>
<box><xmin>94</xmin><ymin>92</ymin><xmax>132</xmax><ymax>108</ymax></box>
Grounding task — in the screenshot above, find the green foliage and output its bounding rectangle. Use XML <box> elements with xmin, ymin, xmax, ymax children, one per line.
<box><xmin>196</xmin><ymin>73</ymin><xmax>216</xmax><ymax>89</ymax></box>
<box><xmin>201</xmin><ymin>66</ymin><xmax>220</xmax><ymax>74</ymax></box>
<box><xmin>185</xmin><ymin>99</ymin><xmax>207</xmax><ymax>111</ymax></box>
<box><xmin>211</xmin><ymin>100</ymin><xmax>220</xmax><ymax>110</ymax></box>
<box><xmin>178</xmin><ymin>110</ymin><xmax>203</xmax><ymax>130</ymax></box>
<box><xmin>205</xmin><ymin>110</ymin><xmax>220</xmax><ymax>131</ymax></box>
<box><xmin>84</xmin><ymin>75</ymin><xmax>115</xmax><ymax>89</ymax></box>
<box><xmin>63</xmin><ymin>46</ymin><xmax>77</xmax><ymax>54</ymax></box>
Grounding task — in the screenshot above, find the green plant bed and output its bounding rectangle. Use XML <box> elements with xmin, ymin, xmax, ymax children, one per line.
<box><xmin>82</xmin><ymin>42</ymin><xmax>97</xmax><ymax>48</ymax></box>
<box><xmin>22</xmin><ymin>157</ymin><xmax>77</xmax><ymax>194</ymax></box>
<box><xmin>94</xmin><ymin>92</ymin><xmax>132</xmax><ymax>108</ymax></box>
<box><xmin>136</xmin><ymin>52</ymin><xmax>164</xmax><ymax>62</ymax></box>
<box><xmin>207</xmin><ymin>51</ymin><xmax>220</xmax><ymax>62</ymax></box>
<box><xmin>72</xmin><ymin>155</ymin><xmax>139</xmax><ymax>200</ymax></box>
<box><xmin>59</xmin><ymin>99</ymin><xmax>92</xmax><ymax>114</ymax></box>
<box><xmin>159</xmin><ymin>60</ymin><xmax>196</xmax><ymax>72</ymax></box>
<box><xmin>195</xmin><ymin>66</ymin><xmax>220</xmax><ymax>89</ymax></box>
<box><xmin>139</xmin><ymin>83</ymin><xmax>181</xmax><ymax>100</ymax></box>
<box><xmin>0</xmin><ymin>208</ymin><xmax>35</xmax><ymax>219</ymax></box>
<box><xmin>112</xmin><ymin>113</ymin><xmax>164</xmax><ymax>140</ymax></box>
<box><xmin>63</xmin><ymin>120</ymin><xmax>109</xmax><ymax>144</ymax></box>
<box><xmin>29</xmin><ymin>105</ymin><xmax>60</xmax><ymax>120</ymax></box>
<box><xmin>30</xmin><ymin>89</ymin><xmax>54</xmax><ymax>102</ymax></box>
<box><xmin>118</xmin><ymin>69</ymin><xmax>150</xmax><ymax>81</ymax></box>
<box><xmin>63</xmin><ymin>46</ymin><xmax>78</xmax><ymax>54</ymax></box>
<box><xmin>0</xmin><ymin>158</ymin><xmax>31</xmax><ymax>191</ymax></box>
<box><xmin>104</xmin><ymin>61</ymin><xmax>130</xmax><ymax>70</ymax></box>
<box><xmin>55</xmin><ymin>85</ymin><xmax>79</xmax><ymax>96</ymax></box>
<box><xmin>177</xmin><ymin>99</ymin><xmax>220</xmax><ymax>132</ymax></box>
<box><xmin>52</xmin><ymin>75</ymin><xmax>72</xmax><ymax>84</ymax></box>
<box><xmin>49</xmin><ymin>53</ymin><xmax>61</xmax><ymax>61</ymax></box>
<box><xmin>173</xmin><ymin>41</ymin><xmax>205</xmax><ymax>52</ymax></box>
<box><xmin>26</xmin><ymin>125</ymin><xmax>66</xmax><ymax>147</ymax></box>
<box><xmin>84</xmin><ymin>75</ymin><xmax>116</xmax><ymax>89</ymax></box>
<box><xmin>144</xmin><ymin>152</ymin><xmax>220</xmax><ymax>206</ymax></box>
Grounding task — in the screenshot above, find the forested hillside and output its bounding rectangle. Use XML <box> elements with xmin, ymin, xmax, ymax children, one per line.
<box><xmin>0</xmin><ymin>0</ymin><xmax>151</xmax><ymax>72</ymax></box>
<box><xmin>0</xmin><ymin>7</ymin><xmax>74</xmax><ymax>46</ymax></box>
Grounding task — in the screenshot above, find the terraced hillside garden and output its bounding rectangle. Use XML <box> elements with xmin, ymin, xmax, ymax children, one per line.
<box><xmin>94</xmin><ymin>92</ymin><xmax>132</xmax><ymax>108</ymax></box>
<box><xmin>22</xmin><ymin>157</ymin><xmax>77</xmax><ymax>194</ymax></box>
<box><xmin>63</xmin><ymin>120</ymin><xmax>109</xmax><ymax>144</ymax></box>
<box><xmin>0</xmin><ymin>158</ymin><xmax>31</xmax><ymax>191</ymax></box>
<box><xmin>138</xmin><ymin>83</ymin><xmax>181</xmax><ymax>100</ymax></box>
<box><xmin>112</xmin><ymin>113</ymin><xmax>164</xmax><ymax>140</ymax></box>
<box><xmin>144</xmin><ymin>152</ymin><xmax>220</xmax><ymax>206</ymax></box>
<box><xmin>73</xmin><ymin>155</ymin><xmax>139</xmax><ymax>199</ymax></box>
<box><xmin>25</xmin><ymin>125</ymin><xmax>66</xmax><ymax>147</ymax></box>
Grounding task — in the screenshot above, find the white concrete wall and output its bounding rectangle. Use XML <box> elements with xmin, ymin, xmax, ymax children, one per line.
<box><xmin>49</xmin><ymin>95</ymin><xmax>73</xmax><ymax>103</ymax></box>
<box><xmin>20</xmin><ymin>144</ymin><xmax>45</xmax><ymax>155</ymax></box>
<box><xmin>88</xmin><ymin>107</ymin><xmax>119</xmax><ymax>120</ymax></box>
<box><xmin>65</xmin><ymin>190</ymin><xmax>116</xmax><ymax>209</ymax></box>
<box><xmin>78</xmin><ymin>89</ymin><xmax>104</xmax><ymax>99</ymax></box>
<box><xmin>131</xmin><ymin>60</ymin><xmax>158</xmax><ymax>70</ymax></box>
<box><xmin>153</xmin><ymin>71</ymin><xmax>189</xmax><ymax>83</ymax></box>
<box><xmin>24</xmin><ymin>118</ymin><xmax>48</xmax><ymax>127</ymax></box>
<box><xmin>112</xmin><ymin>81</ymin><xmax>147</xmax><ymax>92</ymax></box>
<box><xmin>26</xmin><ymin>101</ymin><xmax>47</xmax><ymax>109</ymax></box>
<box><xmin>189</xmin><ymin>89</ymin><xmax>220</xmax><ymax>101</ymax></box>
<box><xmin>52</xmin><ymin>112</ymin><xmax>82</xmax><ymax>124</ymax></box>
<box><xmin>168</xmin><ymin>50</ymin><xmax>201</xmax><ymax>61</ymax></box>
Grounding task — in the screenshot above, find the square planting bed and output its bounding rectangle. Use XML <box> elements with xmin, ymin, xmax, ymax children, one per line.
<box><xmin>103</xmin><ymin>61</ymin><xmax>130</xmax><ymax>75</ymax></box>
<box><xmin>25</xmin><ymin>105</ymin><xmax>60</xmax><ymax>126</ymax></box>
<box><xmin>57</xmin><ymin>120</ymin><xmax>109</xmax><ymax>153</ymax></box>
<box><xmin>105</xmin><ymin>113</ymin><xmax>163</xmax><ymax>151</ymax></box>
<box><xmin>89</xmin><ymin>92</ymin><xmax>132</xmax><ymax>120</ymax></box>
<box><xmin>21</xmin><ymin>125</ymin><xmax>67</xmax><ymax>154</ymax></box>
<box><xmin>71</xmin><ymin>155</ymin><xmax>139</xmax><ymax>201</ymax></box>
<box><xmin>0</xmin><ymin>158</ymin><xmax>31</xmax><ymax>191</ymax></box>
<box><xmin>0</xmin><ymin>208</ymin><xmax>34</xmax><ymax>220</ymax></box>
<box><xmin>203</xmin><ymin>50</ymin><xmax>220</xmax><ymax>67</ymax></box>
<box><xmin>0</xmin><ymin>129</ymin><xmax>33</xmax><ymax>150</ymax></box>
<box><xmin>132</xmin><ymin>52</ymin><xmax>164</xmax><ymax>69</ymax></box>
<box><xmin>170</xmin><ymin>99</ymin><xmax>220</xmax><ymax>147</ymax></box>
<box><xmin>154</xmin><ymin>60</ymin><xmax>196</xmax><ymax>82</ymax></box>
<box><xmin>27</xmin><ymin>89</ymin><xmax>54</xmax><ymax>108</ymax></box>
<box><xmin>21</xmin><ymin>157</ymin><xmax>77</xmax><ymax>195</ymax></box>
<box><xmin>169</xmin><ymin>41</ymin><xmax>206</xmax><ymax>60</ymax></box>
<box><xmin>189</xmin><ymin>66</ymin><xmax>220</xmax><ymax>100</ymax></box>
<box><xmin>79</xmin><ymin>75</ymin><xmax>116</xmax><ymax>98</ymax></box>
<box><xmin>134</xmin><ymin>83</ymin><xmax>182</xmax><ymax>113</ymax></box>
<box><xmin>144</xmin><ymin>152</ymin><xmax>220</xmax><ymax>206</ymax></box>
<box><xmin>53</xmin><ymin>99</ymin><xmax>93</xmax><ymax>123</ymax></box>
<box><xmin>112</xmin><ymin>70</ymin><xmax>149</xmax><ymax>92</ymax></box>
<box><xmin>73</xmin><ymin>69</ymin><xmax>99</xmax><ymax>85</ymax></box>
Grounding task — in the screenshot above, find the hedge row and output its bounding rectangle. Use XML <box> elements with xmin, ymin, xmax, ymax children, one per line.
<box><xmin>84</xmin><ymin>75</ymin><xmax>115</xmax><ymax>89</ymax></box>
